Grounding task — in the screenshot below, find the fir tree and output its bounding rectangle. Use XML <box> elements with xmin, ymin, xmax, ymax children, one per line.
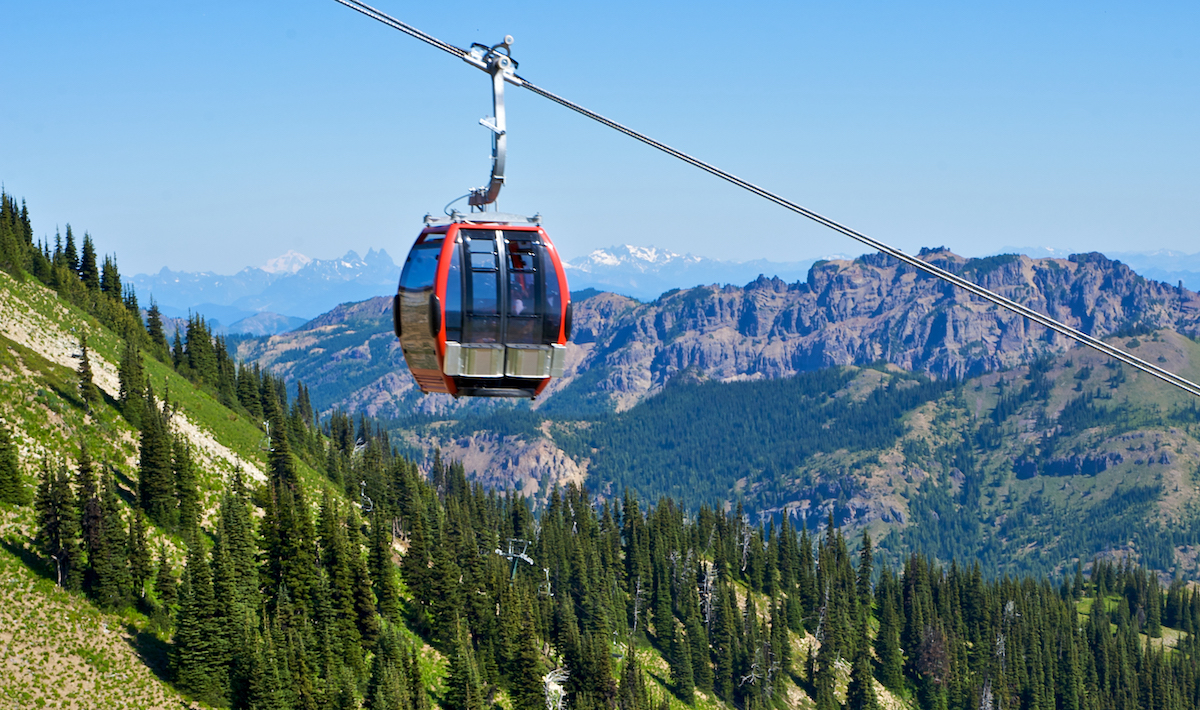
<box><xmin>173</xmin><ymin>439</ymin><xmax>201</xmax><ymax>537</ymax></box>
<box><xmin>35</xmin><ymin>459</ymin><xmax>82</xmax><ymax>588</ymax></box>
<box><xmin>146</xmin><ymin>300</ymin><xmax>170</xmax><ymax>362</ymax></box>
<box><xmin>365</xmin><ymin>625</ymin><xmax>413</xmax><ymax>710</ymax></box>
<box><xmin>0</xmin><ymin>421</ymin><xmax>30</xmax><ymax>505</ymax></box>
<box><xmin>128</xmin><ymin>507</ymin><xmax>152</xmax><ymax>600</ymax></box>
<box><xmin>117</xmin><ymin>338</ymin><xmax>145</xmax><ymax>426</ymax></box>
<box><xmin>445</xmin><ymin>619</ymin><xmax>485</xmax><ymax>710</ymax></box>
<box><xmin>155</xmin><ymin>544</ymin><xmax>178</xmax><ymax>612</ymax></box>
<box><xmin>92</xmin><ymin>471</ymin><xmax>132</xmax><ymax>609</ymax></box>
<box><xmin>846</xmin><ymin>619</ymin><xmax>880</xmax><ymax>710</ymax></box>
<box><xmin>77</xmin><ymin>334</ymin><xmax>101</xmax><ymax>411</ymax></box>
<box><xmin>77</xmin><ymin>443</ymin><xmax>103</xmax><ymax>594</ymax></box>
<box><xmin>138</xmin><ymin>388</ymin><xmax>175</xmax><ymax>529</ymax></box>
<box><xmin>617</xmin><ymin>652</ymin><xmax>650</xmax><ymax>710</ymax></box>
<box><xmin>172</xmin><ymin>538</ymin><xmax>224</xmax><ymax>705</ymax></box>
<box><xmin>874</xmin><ymin>571</ymin><xmax>904</xmax><ymax>691</ymax></box>
<box><xmin>100</xmin><ymin>254</ymin><xmax>122</xmax><ymax>296</ymax></box>
<box><xmin>369</xmin><ymin>510</ymin><xmax>402</xmax><ymax>622</ymax></box>
<box><xmin>668</xmin><ymin>619</ymin><xmax>695</xmax><ymax>703</ymax></box>
<box><xmin>64</xmin><ymin>224</ymin><xmax>79</xmax><ymax>273</ymax></box>
<box><xmin>80</xmin><ymin>232</ymin><xmax>100</xmax><ymax>290</ymax></box>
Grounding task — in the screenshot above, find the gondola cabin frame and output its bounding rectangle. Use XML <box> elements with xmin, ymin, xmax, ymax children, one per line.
<box><xmin>394</xmin><ymin>214</ymin><xmax>571</xmax><ymax>398</ymax></box>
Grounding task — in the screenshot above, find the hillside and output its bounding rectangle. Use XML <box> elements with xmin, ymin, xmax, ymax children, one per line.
<box><xmin>7</xmin><ymin>192</ymin><xmax>1200</xmax><ymax>710</ymax></box>
<box><xmin>0</xmin><ymin>268</ymin><xmax>269</xmax><ymax>706</ymax></box>
<box><xmin>0</xmin><ymin>234</ymin><xmax>892</xmax><ymax>710</ymax></box>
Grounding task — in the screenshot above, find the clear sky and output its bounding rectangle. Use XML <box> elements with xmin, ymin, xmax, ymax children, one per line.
<box><xmin>2</xmin><ymin>1</ymin><xmax>1197</xmax><ymax>276</ymax></box>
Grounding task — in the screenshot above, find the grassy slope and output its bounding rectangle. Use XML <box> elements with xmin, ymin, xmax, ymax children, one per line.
<box><xmin>0</xmin><ymin>272</ymin><xmax>328</xmax><ymax>707</ymax></box>
<box><xmin>0</xmin><ymin>272</ymin><xmax>916</xmax><ymax>710</ymax></box>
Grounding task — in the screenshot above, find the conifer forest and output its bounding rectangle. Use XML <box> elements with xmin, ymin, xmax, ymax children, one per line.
<box><xmin>6</xmin><ymin>187</ymin><xmax>1200</xmax><ymax>710</ymax></box>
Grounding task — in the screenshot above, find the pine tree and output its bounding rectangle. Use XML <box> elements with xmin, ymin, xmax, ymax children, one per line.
<box><xmin>445</xmin><ymin>618</ymin><xmax>485</xmax><ymax>710</ymax></box>
<box><xmin>92</xmin><ymin>471</ymin><xmax>132</xmax><ymax>609</ymax></box>
<box><xmin>128</xmin><ymin>507</ymin><xmax>152</xmax><ymax>600</ymax></box>
<box><xmin>100</xmin><ymin>254</ymin><xmax>122</xmax><ymax>297</ymax></box>
<box><xmin>146</xmin><ymin>300</ymin><xmax>170</xmax><ymax>362</ymax></box>
<box><xmin>846</xmin><ymin>618</ymin><xmax>880</xmax><ymax>710</ymax></box>
<box><xmin>172</xmin><ymin>538</ymin><xmax>224</xmax><ymax>705</ymax></box>
<box><xmin>173</xmin><ymin>439</ymin><xmax>201</xmax><ymax>537</ymax></box>
<box><xmin>80</xmin><ymin>232</ymin><xmax>100</xmax><ymax>290</ymax></box>
<box><xmin>874</xmin><ymin>572</ymin><xmax>904</xmax><ymax>691</ymax></box>
<box><xmin>117</xmin><ymin>338</ymin><xmax>145</xmax><ymax>426</ymax></box>
<box><xmin>77</xmin><ymin>334</ymin><xmax>101</xmax><ymax>411</ymax></box>
<box><xmin>138</xmin><ymin>389</ymin><xmax>175</xmax><ymax>529</ymax></box>
<box><xmin>0</xmin><ymin>421</ymin><xmax>30</xmax><ymax>505</ymax></box>
<box><xmin>369</xmin><ymin>510</ymin><xmax>402</xmax><ymax>622</ymax></box>
<box><xmin>64</xmin><ymin>224</ymin><xmax>79</xmax><ymax>273</ymax></box>
<box><xmin>35</xmin><ymin>459</ymin><xmax>82</xmax><ymax>589</ymax></box>
<box><xmin>155</xmin><ymin>544</ymin><xmax>178</xmax><ymax>612</ymax></box>
<box><xmin>668</xmin><ymin>619</ymin><xmax>695</xmax><ymax>703</ymax></box>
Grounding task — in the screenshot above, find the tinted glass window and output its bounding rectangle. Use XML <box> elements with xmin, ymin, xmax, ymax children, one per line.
<box><xmin>541</xmin><ymin>244</ymin><xmax>563</xmax><ymax>342</ymax></box>
<box><xmin>472</xmin><ymin>270</ymin><xmax>498</xmax><ymax>314</ymax></box>
<box><xmin>400</xmin><ymin>245</ymin><xmax>441</xmax><ymax>293</ymax></box>
<box><xmin>444</xmin><ymin>240</ymin><xmax>462</xmax><ymax>341</ymax></box>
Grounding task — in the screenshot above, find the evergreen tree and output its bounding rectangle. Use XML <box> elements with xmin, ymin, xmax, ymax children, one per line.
<box><xmin>77</xmin><ymin>443</ymin><xmax>102</xmax><ymax>594</ymax></box>
<box><xmin>100</xmin><ymin>254</ymin><xmax>122</xmax><ymax>297</ymax></box>
<box><xmin>64</xmin><ymin>224</ymin><xmax>79</xmax><ymax>273</ymax></box>
<box><xmin>80</xmin><ymin>232</ymin><xmax>100</xmax><ymax>290</ymax></box>
<box><xmin>0</xmin><ymin>421</ymin><xmax>30</xmax><ymax>505</ymax></box>
<box><xmin>173</xmin><ymin>439</ymin><xmax>201</xmax><ymax>538</ymax></box>
<box><xmin>445</xmin><ymin>619</ymin><xmax>485</xmax><ymax>710</ymax></box>
<box><xmin>874</xmin><ymin>571</ymin><xmax>904</xmax><ymax>691</ymax></box>
<box><xmin>117</xmin><ymin>338</ymin><xmax>145</xmax><ymax>426</ymax></box>
<box><xmin>35</xmin><ymin>460</ymin><xmax>82</xmax><ymax>589</ymax></box>
<box><xmin>146</xmin><ymin>300</ymin><xmax>170</xmax><ymax>362</ymax></box>
<box><xmin>846</xmin><ymin>619</ymin><xmax>880</xmax><ymax>710</ymax></box>
<box><xmin>77</xmin><ymin>334</ymin><xmax>101</xmax><ymax>411</ymax></box>
<box><xmin>617</xmin><ymin>652</ymin><xmax>650</xmax><ymax>710</ymax></box>
<box><xmin>128</xmin><ymin>507</ymin><xmax>152</xmax><ymax>600</ymax></box>
<box><xmin>365</xmin><ymin>625</ymin><xmax>412</xmax><ymax>710</ymax></box>
<box><xmin>172</xmin><ymin>538</ymin><xmax>224</xmax><ymax>705</ymax></box>
<box><xmin>92</xmin><ymin>471</ymin><xmax>132</xmax><ymax>609</ymax></box>
<box><xmin>667</xmin><ymin>619</ymin><xmax>695</xmax><ymax>703</ymax></box>
<box><xmin>155</xmin><ymin>544</ymin><xmax>178</xmax><ymax>612</ymax></box>
<box><xmin>369</xmin><ymin>510</ymin><xmax>402</xmax><ymax>622</ymax></box>
<box><xmin>138</xmin><ymin>388</ymin><xmax>175</xmax><ymax>529</ymax></box>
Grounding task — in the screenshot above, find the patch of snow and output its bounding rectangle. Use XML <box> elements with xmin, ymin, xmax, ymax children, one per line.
<box><xmin>263</xmin><ymin>249</ymin><xmax>313</xmax><ymax>274</ymax></box>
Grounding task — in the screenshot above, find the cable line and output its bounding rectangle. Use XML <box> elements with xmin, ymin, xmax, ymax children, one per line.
<box><xmin>334</xmin><ymin>0</ymin><xmax>1200</xmax><ymax>399</ymax></box>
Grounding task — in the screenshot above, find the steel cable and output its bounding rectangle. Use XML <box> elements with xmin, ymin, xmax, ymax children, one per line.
<box><xmin>335</xmin><ymin>1</ymin><xmax>1200</xmax><ymax>398</ymax></box>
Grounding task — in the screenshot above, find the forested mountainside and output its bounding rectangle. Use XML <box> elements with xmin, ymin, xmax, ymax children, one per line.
<box><xmin>7</xmin><ymin>188</ymin><xmax>1200</xmax><ymax>710</ymax></box>
<box><xmin>228</xmin><ymin>239</ymin><xmax>1200</xmax><ymax>580</ymax></box>
<box><xmin>235</xmin><ymin>248</ymin><xmax>1200</xmax><ymax>420</ymax></box>
<box><xmin>410</xmin><ymin>331</ymin><xmax>1200</xmax><ymax>580</ymax></box>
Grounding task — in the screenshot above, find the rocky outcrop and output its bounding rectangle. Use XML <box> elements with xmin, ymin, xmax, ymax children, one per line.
<box><xmin>238</xmin><ymin>249</ymin><xmax>1200</xmax><ymax>417</ymax></box>
<box><xmin>555</xmin><ymin>249</ymin><xmax>1200</xmax><ymax>410</ymax></box>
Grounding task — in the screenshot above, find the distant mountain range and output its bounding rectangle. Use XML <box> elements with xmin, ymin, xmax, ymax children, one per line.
<box><xmin>130</xmin><ymin>248</ymin><xmax>400</xmax><ymax>334</ymax></box>
<box><xmin>136</xmin><ymin>242</ymin><xmax>1200</xmax><ymax>336</ymax></box>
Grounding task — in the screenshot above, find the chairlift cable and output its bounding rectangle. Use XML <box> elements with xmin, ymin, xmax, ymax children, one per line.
<box><xmin>335</xmin><ymin>0</ymin><xmax>1200</xmax><ymax>399</ymax></box>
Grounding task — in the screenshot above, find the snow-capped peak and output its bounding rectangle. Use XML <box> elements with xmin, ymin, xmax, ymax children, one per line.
<box><xmin>262</xmin><ymin>250</ymin><xmax>313</xmax><ymax>274</ymax></box>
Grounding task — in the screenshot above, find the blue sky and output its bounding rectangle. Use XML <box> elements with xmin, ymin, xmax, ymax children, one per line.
<box><xmin>2</xmin><ymin>1</ymin><xmax>1197</xmax><ymax>275</ymax></box>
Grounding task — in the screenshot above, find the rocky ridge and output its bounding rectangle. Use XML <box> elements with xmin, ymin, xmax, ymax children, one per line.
<box><xmin>237</xmin><ymin>248</ymin><xmax>1200</xmax><ymax>418</ymax></box>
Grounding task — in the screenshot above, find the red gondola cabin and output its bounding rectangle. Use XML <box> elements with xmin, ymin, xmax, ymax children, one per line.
<box><xmin>394</xmin><ymin>213</ymin><xmax>571</xmax><ymax>398</ymax></box>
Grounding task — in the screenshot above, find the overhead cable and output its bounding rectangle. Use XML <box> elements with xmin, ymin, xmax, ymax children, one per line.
<box><xmin>334</xmin><ymin>0</ymin><xmax>1200</xmax><ymax>399</ymax></box>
